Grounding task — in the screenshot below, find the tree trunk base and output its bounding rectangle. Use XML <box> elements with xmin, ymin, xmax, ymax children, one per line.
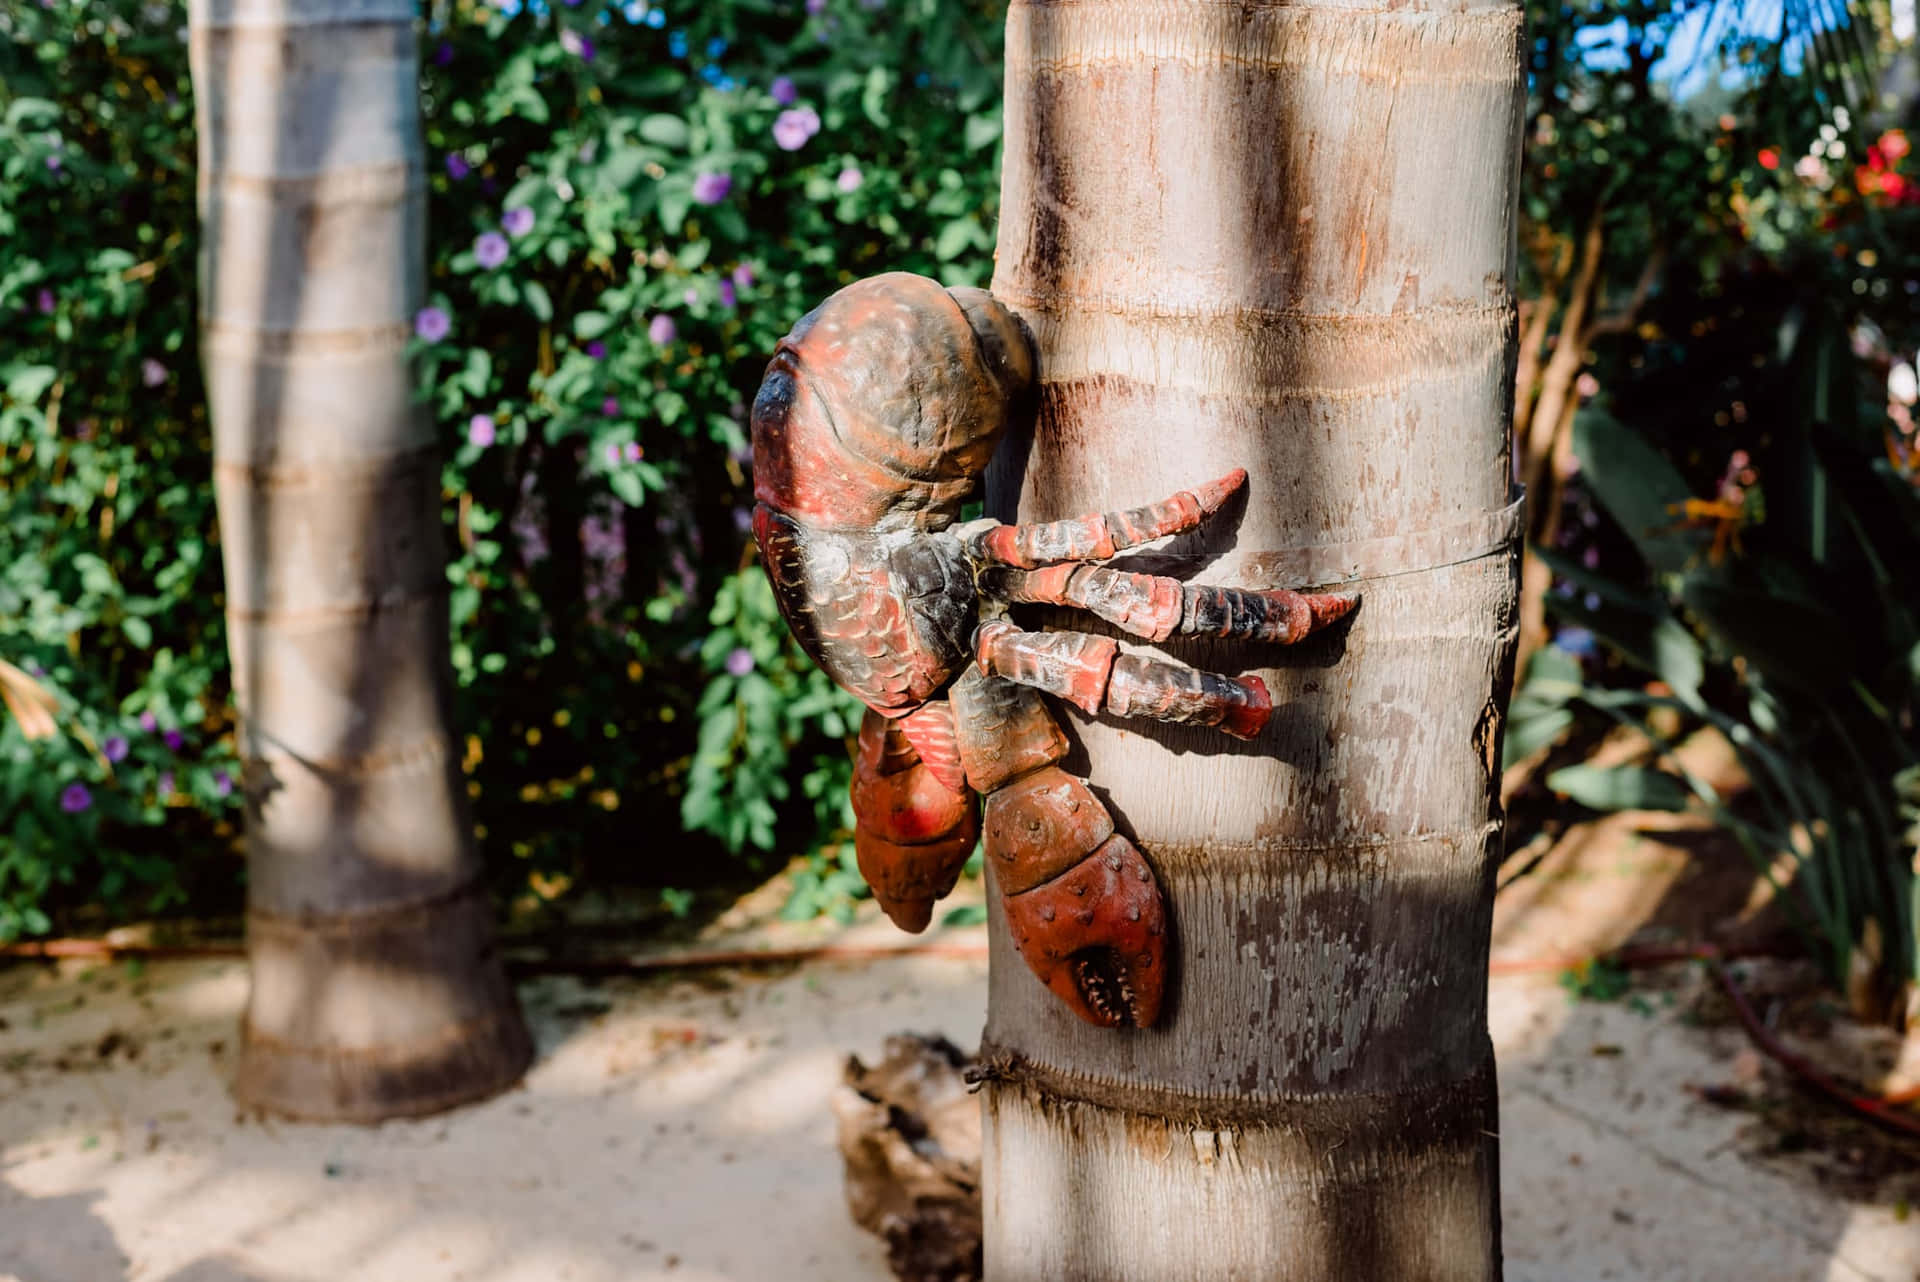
<box><xmin>232</xmin><ymin>880</ymin><xmax>533</xmax><ymax>1123</ymax></box>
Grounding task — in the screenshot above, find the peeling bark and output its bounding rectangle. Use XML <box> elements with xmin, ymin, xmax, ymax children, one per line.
<box><xmin>190</xmin><ymin>0</ymin><xmax>531</xmax><ymax>1121</ymax></box>
<box><xmin>979</xmin><ymin>0</ymin><xmax>1524</xmax><ymax>1276</ymax></box>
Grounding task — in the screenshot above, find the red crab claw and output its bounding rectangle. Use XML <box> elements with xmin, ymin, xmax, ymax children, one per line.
<box><xmin>850</xmin><ymin>710</ymin><xmax>978</xmax><ymax>932</ymax></box>
<box><xmin>985</xmin><ymin>766</ymin><xmax>1167</xmax><ymax>1028</ymax></box>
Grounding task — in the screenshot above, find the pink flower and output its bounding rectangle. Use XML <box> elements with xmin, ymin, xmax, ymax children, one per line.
<box><xmin>731</xmin><ymin>264</ymin><xmax>754</xmax><ymax>291</ymax></box>
<box><xmin>648</xmin><ymin>314</ymin><xmax>677</xmax><ymax>345</ymax></box>
<box><xmin>141</xmin><ymin>358</ymin><xmax>167</xmax><ymax>387</ymax></box>
<box><xmin>725</xmin><ymin>647</ymin><xmax>755</xmax><ymax>676</ymax></box>
<box><xmin>691</xmin><ymin>171</ymin><xmax>733</xmax><ymax>205</ymax></box>
<box><xmin>772</xmin><ymin>107</ymin><xmax>821</xmax><ymax>151</ymax></box>
<box><xmin>502</xmin><ymin>206</ymin><xmax>535</xmax><ymax>237</ymax></box>
<box><xmin>468</xmin><ymin>414</ymin><xmax>497</xmax><ymax>447</ymax></box>
<box><xmin>474</xmin><ymin>231</ymin><xmax>510</xmax><ymax>269</ymax></box>
<box><xmin>602</xmin><ymin>396</ymin><xmax>621</xmax><ymax>417</ymax></box>
<box><xmin>36</xmin><ymin>289</ymin><xmax>54</xmax><ymax>315</ymax></box>
<box><xmin>836</xmin><ymin>166</ymin><xmax>863</xmax><ymax>192</ymax></box>
<box><xmin>414</xmin><ymin>306</ymin><xmax>452</xmax><ymax>341</ymax></box>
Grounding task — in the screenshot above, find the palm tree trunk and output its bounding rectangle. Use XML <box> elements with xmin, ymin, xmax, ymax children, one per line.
<box><xmin>979</xmin><ymin>1</ymin><xmax>1524</xmax><ymax>1276</ymax></box>
<box><xmin>190</xmin><ymin>0</ymin><xmax>532</xmax><ymax>1121</ymax></box>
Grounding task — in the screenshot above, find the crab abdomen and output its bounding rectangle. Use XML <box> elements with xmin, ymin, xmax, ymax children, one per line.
<box><xmin>753</xmin><ymin>506</ymin><xmax>974</xmax><ymax>714</ymax></box>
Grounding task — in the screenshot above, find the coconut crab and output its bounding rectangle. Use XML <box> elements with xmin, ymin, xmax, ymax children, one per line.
<box><xmin>749</xmin><ymin>273</ymin><xmax>1355</xmax><ymax>1027</ymax></box>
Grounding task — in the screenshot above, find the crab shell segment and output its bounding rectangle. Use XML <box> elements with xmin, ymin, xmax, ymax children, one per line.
<box><xmin>750</xmin><ymin>272</ymin><xmax>1035</xmax><ymax>534</ymax></box>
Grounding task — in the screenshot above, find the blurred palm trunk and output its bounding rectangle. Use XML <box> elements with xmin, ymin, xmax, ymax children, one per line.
<box><xmin>190</xmin><ymin>0</ymin><xmax>531</xmax><ymax>1121</ymax></box>
<box><xmin>979</xmin><ymin>1</ymin><xmax>1524</xmax><ymax>1276</ymax></box>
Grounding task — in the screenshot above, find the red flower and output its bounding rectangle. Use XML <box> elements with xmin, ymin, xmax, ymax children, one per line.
<box><xmin>1758</xmin><ymin>148</ymin><xmax>1781</xmax><ymax>170</ymax></box>
<box><xmin>1866</xmin><ymin>144</ymin><xmax>1889</xmax><ymax>172</ymax></box>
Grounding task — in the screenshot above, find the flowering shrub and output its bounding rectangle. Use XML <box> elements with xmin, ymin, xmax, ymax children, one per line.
<box><xmin>0</xmin><ymin>0</ymin><xmax>1007</xmax><ymax>936</ymax></box>
<box><xmin>1</xmin><ymin>0</ymin><xmax>247</xmax><ymax>938</ymax></box>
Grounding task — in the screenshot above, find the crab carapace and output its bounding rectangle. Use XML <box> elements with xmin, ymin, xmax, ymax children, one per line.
<box><xmin>749</xmin><ymin>272</ymin><xmax>1356</xmax><ymax>1027</ymax></box>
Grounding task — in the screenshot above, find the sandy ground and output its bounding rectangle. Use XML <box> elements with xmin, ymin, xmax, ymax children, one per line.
<box><xmin>4</xmin><ymin>836</ymin><xmax>1917</xmax><ymax>1282</ymax></box>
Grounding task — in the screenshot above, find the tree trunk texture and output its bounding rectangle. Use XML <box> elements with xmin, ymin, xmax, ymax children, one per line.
<box><xmin>190</xmin><ymin>0</ymin><xmax>532</xmax><ymax>1121</ymax></box>
<box><xmin>979</xmin><ymin>2</ymin><xmax>1525</xmax><ymax>1278</ymax></box>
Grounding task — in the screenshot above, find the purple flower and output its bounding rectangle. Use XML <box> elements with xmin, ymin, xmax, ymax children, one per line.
<box><xmin>587</xmin><ymin>340</ymin><xmax>607</xmax><ymax>359</ymax></box>
<box><xmin>468</xmin><ymin>414</ymin><xmax>497</xmax><ymax>447</ymax></box>
<box><xmin>691</xmin><ymin>171</ymin><xmax>733</xmax><ymax>205</ymax></box>
<box><xmin>446</xmin><ymin>153</ymin><xmax>471</xmax><ymax>180</ymax></box>
<box><xmin>772</xmin><ymin>107</ymin><xmax>821</xmax><ymax>151</ymax></box>
<box><xmin>718</xmin><ymin>280</ymin><xmax>737</xmax><ymax>308</ymax></box>
<box><xmin>435</xmin><ymin>41</ymin><xmax>454</xmax><ymax>65</ymax></box>
<box><xmin>725</xmin><ymin>647</ymin><xmax>755</xmax><ymax>676</ymax></box>
<box><xmin>602</xmin><ymin>396</ymin><xmax>621</xmax><ymax>417</ymax></box>
<box><xmin>46</xmin><ymin>154</ymin><xmax>61</xmax><ymax>172</ymax></box>
<box><xmin>1553</xmin><ymin>627</ymin><xmax>1598</xmax><ymax>659</ymax></box>
<box><xmin>157</xmin><ymin>771</ymin><xmax>173</xmax><ymax>798</ymax></box>
<box><xmin>502</xmin><ymin>205</ymin><xmax>535</xmax><ymax>237</ymax></box>
<box><xmin>36</xmin><ymin>289</ymin><xmax>54</xmax><ymax>315</ymax></box>
<box><xmin>731</xmin><ymin>263</ymin><xmax>755</xmax><ymax>291</ymax></box>
<box><xmin>163</xmin><ymin>729</ymin><xmax>184</xmax><ymax>752</ymax></box>
<box><xmin>770</xmin><ymin>76</ymin><xmax>798</xmax><ymax>106</ymax></box>
<box><xmin>806</xmin><ymin>0</ymin><xmax>825</xmax><ymax>12</ymax></box>
<box><xmin>61</xmin><ymin>783</ymin><xmax>92</xmax><ymax>813</ymax></box>
<box><xmin>474</xmin><ymin>231</ymin><xmax>510</xmax><ymax>269</ymax></box>
<box><xmin>414</xmin><ymin>306</ymin><xmax>452</xmax><ymax>342</ymax></box>
<box><xmin>648</xmin><ymin>314</ymin><xmax>677</xmax><ymax>345</ymax></box>
<box><xmin>560</xmin><ymin>28</ymin><xmax>595</xmax><ymax>59</ymax></box>
<box><xmin>214</xmin><ymin>771</ymin><xmax>233</xmax><ymax>798</ymax></box>
<box><xmin>103</xmin><ymin>736</ymin><xmax>129</xmax><ymax>763</ymax></box>
<box><xmin>836</xmin><ymin>165</ymin><xmax>863</xmax><ymax>192</ymax></box>
<box><xmin>141</xmin><ymin>358</ymin><xmax>167</xmax><ymax>387</ymax></box>
<box><xmin>139</xmin><ymin>711</ymin><xmax>157</xmax><ymax>732</ymax></box>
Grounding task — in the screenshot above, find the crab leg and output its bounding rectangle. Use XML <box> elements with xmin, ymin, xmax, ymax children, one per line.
<box><xmin>850</xmin><ymin>707</ymin><xmax>979</xmax><ymax>932</ymax></box>
<box><xmin>973</xmin><ymin>622</ymin><xmax>1273</xmax><ymax>740</ymax></box>
<box><xmin>968</xmin><ymin>469</ymin><xmax>1249</xmax><ymax>568</ymax></box>
<box><xmin>949</xmin><ymin>667</ymin><xmax>1168</xmax><ymax>1028</ymax></box>
<box><xmin>983</xmin><ymin>562</ymin><xmax>1357</xmax><ymax>645</ymax></box>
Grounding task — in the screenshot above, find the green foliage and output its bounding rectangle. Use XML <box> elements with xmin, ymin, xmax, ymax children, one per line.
<box><xmin>0</xmin><ymin>0</ymin><xmax>1006</xmax><ymax>936</ymax></box>
<box><xmin>418</xmin><ymin>0</ymin><xmax>1006</xmax><ymax>905</ymax></box>
<box><xmin>1525</xmin><ymin>291</ymin><xmax>1920</xmax><ymax>1014</ymax></box>
<box><xmin>0</xmin><ymin>1</ymin><xmax>244</xmax><ymax>939</ymax></box>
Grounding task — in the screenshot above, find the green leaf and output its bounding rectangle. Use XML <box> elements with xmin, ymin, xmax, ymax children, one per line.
<box><xmin>1571</xmin><ymin>408</ymin><xmax>1706</xmax><ymax>578</ymax></box>
<box><xmin>941</xmin><ymin>903</ymin><xmax>988</xmax><ymax>927</ymax></box>
<box><xmin>5</xmin><ymin>365</ymin><xmax>58</xmax><ymax>405</ymax></box>
<box><xmin>1504</xmin><ymin>707</ymin><xmax>1573</xmax><ymax>767</ymax></box>
<box><xmin>121</xmin><ymin>617</ymin><xmax>152</xmax><ymax>649</ymax></box>
<box><xmin>608</xmin><ymin>468</ymin><xmax>646</xmax><ymax>507</ymax></box>
<box><xmin>963</xmin><ymin>113</ymin><xmax>1001</xmax><ymax>150</ymax></box>
<box><xmin>1546</xmin><ymin>765</ymin><xmax>1692</xmax><ymax>813</ymax></box>
<box><xmin>572</xmin><ymin>311</ymin><xmax>614</xmax><ymax>340</ymax></box>
<box><xmin>523</xmin><ymin>281</ymin><xmax>553</xmax><ymax>323</ymax></box>
<box><xmin>638</xmin><ymin>114</ymin><xmax>689</xmax><ymax>148</ymax></box>
<box><xmin>933</xmin><ymin>217</ymin><xmax>976</xmax><ymax>262</ymax></box>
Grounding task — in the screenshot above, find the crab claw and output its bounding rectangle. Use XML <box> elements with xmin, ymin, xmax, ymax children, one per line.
<box><xmin>1002</xmin><ymin>835</ymin><xmax>1167</xmax><ymax>1028</ymax></box>
<box><xmin>851</xmin><ymin>710</ymin><xmax>979</xmax><ymax>932</ymax></box>
<box><xmin>982</xmin><ymin>764</ymin><xmax>1168</xmax><ymax>1028</ymax></box>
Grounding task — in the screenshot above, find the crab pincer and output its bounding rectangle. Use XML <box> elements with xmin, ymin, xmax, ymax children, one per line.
<box><xmin>984</xmin><ymin>767</ymin><xmax>1167</xmax><ymax>1028</ymax></box>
